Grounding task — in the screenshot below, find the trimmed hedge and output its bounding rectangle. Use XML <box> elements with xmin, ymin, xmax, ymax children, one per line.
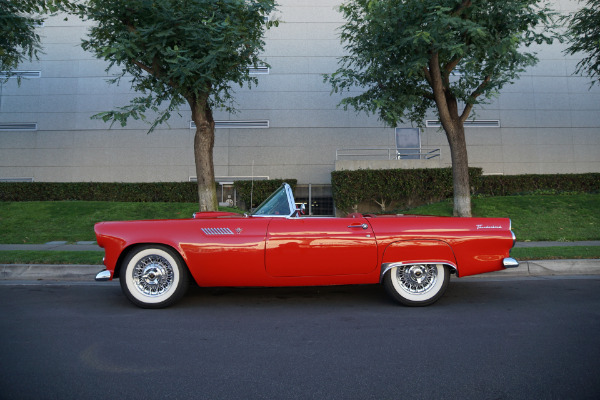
<box><xmin>331</xmin><ymin>168</ymin><xmax>483</xmax><ymax>212</ymax></box>
<box><xmin>478</xmin><ymin>173</ymin><xmax>600</xmax><ymax>196</ymax></box>
<box><xmin>0</xmin><ymin>182</ymin><xmax>201</xmax><ymax>202</ymax></box>
<box><xmin>331</xmin><ymin>170</ymin><xmax>600</xmax><ymax>213</ymax></box>
<box><xmin>2</xmin><ymin>172</ymin><xmax>598</xmax><ymax>212</ymax></box>
<box><xmin>234</xmin><ymin>179</ymin><xmax>297</xmax><ymax>209</ymax></box>
<box><xmin>0</xmin><ymin>180</ymin><xmax>299</xmax><ymax>208</ymax></box>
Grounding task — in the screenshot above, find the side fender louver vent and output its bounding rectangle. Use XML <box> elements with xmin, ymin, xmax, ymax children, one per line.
<box><xmin>202</xmin><ymin>228</ymin><xmax>234</xmax><ymax>236</ymax></box>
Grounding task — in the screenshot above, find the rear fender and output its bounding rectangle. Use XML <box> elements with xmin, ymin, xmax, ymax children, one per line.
<box><xmin>380</xmin><ymin>240</ymin><xmax>458</xmax><ymax>281</ymax></box>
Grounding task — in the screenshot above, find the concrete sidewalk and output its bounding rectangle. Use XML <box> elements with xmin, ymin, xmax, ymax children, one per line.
<box><xmin>1</xmin><ymin>264</ymin><xmax>102</xmax><ymax>281</ymax></box>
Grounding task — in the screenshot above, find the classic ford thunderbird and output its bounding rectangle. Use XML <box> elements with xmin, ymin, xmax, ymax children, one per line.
<box><xmin>94</xmin><ymin>183</ymin><xmax>518</xmax><ymax>308</ymax></box>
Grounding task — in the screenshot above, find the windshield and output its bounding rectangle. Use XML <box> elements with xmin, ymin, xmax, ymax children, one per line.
<box><xmin>252</xmin><ymin>184</ymin><xmax>294</xmax><ymax>217</ymax></box>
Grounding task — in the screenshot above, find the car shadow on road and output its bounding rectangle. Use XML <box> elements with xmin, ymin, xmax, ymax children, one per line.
<box><xmin>97</xmin><ymin>278</ymin><xmax>531</xmax><ymax>310</ymax></box>
<box><xmin>180</xmin><ymin>283</ymin><xmax>391</xmax><ymax>308</ymax></box>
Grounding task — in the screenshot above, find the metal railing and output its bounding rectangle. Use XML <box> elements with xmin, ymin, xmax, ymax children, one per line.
<box><xmin>335</xmin><ymin>147</ymin><xmax>441</xmax><ymax>161</ymax></box>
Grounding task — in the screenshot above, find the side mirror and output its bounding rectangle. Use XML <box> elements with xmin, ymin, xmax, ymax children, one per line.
<box><xmin>294</xmin><ymin>203</ymin><xmax>306</xmax><ymax>217</ymax></box>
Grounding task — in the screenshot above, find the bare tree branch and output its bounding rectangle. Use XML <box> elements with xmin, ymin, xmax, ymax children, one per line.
<box><xmin>422</xmin><ymin>66</ymin><xmax>432</xmax><ymax>86</ymax></box>
<box><xmin>459</xmin><ymin>75</ymin><xmax>491</xmax><ymax>122</ymax></box>
<box><xmin>444</xmin><ymin>57</ymin><xmax>462</xmax><ymax>76</ymax></box>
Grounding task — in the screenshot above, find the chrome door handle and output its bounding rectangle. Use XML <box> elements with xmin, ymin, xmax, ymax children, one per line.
<box><xmin>347</xmin><ymin>223</ymin><xmax>368</xmax><ymax>230</ymax></box>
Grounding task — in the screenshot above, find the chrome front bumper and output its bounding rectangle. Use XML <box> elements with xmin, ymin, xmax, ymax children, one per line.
<box><xmin>503</xmin><ymin>257</ymin><xmax>519</xmax><ymax>268</ymax></box>
<box><xmin>95</xmin><ymin>269</ymin><xmax>112</xmax><ymax>281</ymax></box>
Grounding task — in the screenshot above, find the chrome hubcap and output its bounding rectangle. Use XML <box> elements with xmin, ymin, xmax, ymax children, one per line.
<box><xmin>396</xmin><ymin>264</ymin><xmax>438</xmax><ymax>294</ymax></box>
<box><xmin>132</xmin><ymin>255</ymin><xmax>174</xmax><ymax>297</ymax></box>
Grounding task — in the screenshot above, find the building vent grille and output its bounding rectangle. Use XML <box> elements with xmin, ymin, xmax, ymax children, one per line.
<box><xmin>189</xmin><ymin>176</ymin><xmax>270</xmax><ymax>182</ymax></box>
<box><xmin>0</xmin><ymin>123</ymin><xmax>38</xmax><ymax>131</ymax></box>
<box><xmin>426</xmin><ymin>119</ymin><xmax>500</xmax><ymax>128</ymax></box>
<box><xmin>0</xmin><ymin>177</ymin><xmax>34</xmax><ymax>182</ymax></box>
<box><xmin>190</xmin><ymin>120</ymin><xmax>269</xmax><ymax>129</ymax></box>
<box><xmin>0</xmin><ymin>71</ymin><xmax>41</xmax><ymax>79</ymax></box>
<box><xmin>248</xmin><ymin>65</ymin><xmax>270</xmax><ymax>74</ymax></box>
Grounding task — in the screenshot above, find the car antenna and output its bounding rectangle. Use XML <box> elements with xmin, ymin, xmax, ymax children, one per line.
<box><xmin>250</xmin><ymin>160</ymin><xmax>254</xmax><ymax>212</ymax></box>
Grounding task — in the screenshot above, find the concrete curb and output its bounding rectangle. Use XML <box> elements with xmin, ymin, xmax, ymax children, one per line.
<box><xmin>1</xmin><ymin>259</ymin><xmax>599</xmax><ymax>281</ymax></box>
<box><xmin>523</xmin><ymin>259</ymin><xmax>600</xmax><ymax>276</ymax></box>
<box><xmin>1</xmin><ymin>264</ymin><xmax>101</xmax><ymax>281</ymax></box>
<box><xmin>461</xmin><ymin>259</ymin><xmax>600</xmax><ymax>278</ymax></box>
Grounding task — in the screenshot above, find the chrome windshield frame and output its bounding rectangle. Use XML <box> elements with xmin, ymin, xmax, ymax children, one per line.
<box><xmin>251</xmin><ymin>183</ymin><xmax>296</xmax><ymax>218</ymax></box>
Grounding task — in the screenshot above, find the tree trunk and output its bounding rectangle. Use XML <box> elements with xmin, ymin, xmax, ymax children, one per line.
<box><xmin>445</xmin><ymin>123</ymin><xmax>472</xmax><ymax>217</ymax></box>
<box><xmin>190</xmin><ymin>96</ymin><xmax>218</xmax><ymax>212</ymax></box>
<box><xmin>427</xmin><ymin>54</ymin><xmax>472</xmax><ymax>217</ymax></box>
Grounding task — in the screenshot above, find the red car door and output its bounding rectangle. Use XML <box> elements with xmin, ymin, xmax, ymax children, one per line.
<box><xmin>265</xmin><ymin>217</ymin><xmax>378</xmax><ymax>277</ymax></box>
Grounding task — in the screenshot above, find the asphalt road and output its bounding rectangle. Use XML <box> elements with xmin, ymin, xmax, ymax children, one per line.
<box><xmin>1</xmin><ymin>277</ymin><xmax>600</xmax><ymax>400</ymax></box>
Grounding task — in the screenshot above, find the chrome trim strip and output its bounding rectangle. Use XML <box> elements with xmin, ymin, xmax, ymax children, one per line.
<box><xmin>283</xmin><ymin>183</ymin><xmax>296</xmax><ymax>217</ymax></box>
<box><xmin>380</xmin><ymin>261</ymin><xmax>457</xmax><ymax>282</ymax></box>
<box><xmin>509</xmin><ymin>219</ymin><xmax>516</xmax><ymax>247</ymax></box>
<box><xmin>251</xmin><ymin>183</ymin><xmax>296</xmax><ymax>218</ymax></box>
<box><xmin>95</xmin><ymin>269</ymin><xmax>112</xmax><ymax>281</ymax></box>
<box><xmin>503</xmin><ymin>257</ymin><xmax>519</xmax><ymax>268</ymax></box>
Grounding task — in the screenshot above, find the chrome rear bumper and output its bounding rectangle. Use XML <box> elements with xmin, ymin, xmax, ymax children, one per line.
<box><xmin>503</xmin><ymin>257</ymin><xmax>519</xmax><ymax>268</ymax></box>
<box><xmin>95</xmin><ymin>269</ymin><xmax>112</xmax><ymax>281</ymax></box>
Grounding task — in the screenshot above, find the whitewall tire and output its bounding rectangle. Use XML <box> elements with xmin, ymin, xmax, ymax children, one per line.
<box><xmin>120</xmin><ymin>245</ymin><xmax>189</xmax><ymax>308</ymax></box>
<box><xmin>383</xmin><ymin>264</ymin><xmax>450</xmax><ymax>306</ymax></box>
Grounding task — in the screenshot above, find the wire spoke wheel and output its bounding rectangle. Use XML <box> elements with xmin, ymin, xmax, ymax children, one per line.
<box><xmin>120</xmin><ymin>245</ymin><xmax>189</xmax><ymax>308</ymax></box>
<box><xmin>132</xmin><ymin>254</ymin><xmax>175</xmax><ymax>297</ymax></box>
<box><xmin>383</xmin><ymin>264</ymin><xmax>450</xmax><ymax>306</ymax></box>
<box><xmin>396</xmin><ymin>264</ymin><xmax>438</xmax><ymax>295</ymax></box>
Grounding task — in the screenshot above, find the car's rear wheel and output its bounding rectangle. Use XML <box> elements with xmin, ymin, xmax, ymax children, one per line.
<box><xmin>120</xmin><ymin>245</ymin><xmax>189</xmax><ymax>308</ymax></box>
<box><xmin>383</xmin><ymin>264</ymin><xmax>450</xmax><ymax>306</ymax></box>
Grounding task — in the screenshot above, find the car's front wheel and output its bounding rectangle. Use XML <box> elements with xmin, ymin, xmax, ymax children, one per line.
<box><xmin>120</xmin><ymin>245</ymin><xmax>189</xmax><ymax>308</ymax></box>
<box><xmin>383</xmin><ymin>264</ymin><xmax>450</xmax><ymax>306</ymax></box>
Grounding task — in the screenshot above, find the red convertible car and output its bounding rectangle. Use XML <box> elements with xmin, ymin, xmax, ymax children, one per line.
<box><xmin>94</xmin><ymin>183</ymin><xmax>518</xmax><ymax>308</ymax></box>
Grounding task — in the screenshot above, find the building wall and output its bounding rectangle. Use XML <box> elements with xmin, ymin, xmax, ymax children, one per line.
<box><xmin>0</xmin><ymin>0</ymin><xmax>598</xmax><ymax>184</ymax></box>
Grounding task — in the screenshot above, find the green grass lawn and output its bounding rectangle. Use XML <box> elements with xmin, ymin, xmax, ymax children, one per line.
<box><xmin>399</xmin><ymin>193</ymin><xmax>600</xmax><ymax>242</ymax></box>
<box><xmin>0</xmin><ymin>194</ymin><xmax>598</xmax><ymax>243</ymax></box>
<box><xmin>0</xmin><ymin>194</ymin><xmax>598</xmax><ymax>263</ymax></box>
<box><xmin>0</xmin><ymin>201</ymin><xmax>240</xmax><ymax>244</ymax></box>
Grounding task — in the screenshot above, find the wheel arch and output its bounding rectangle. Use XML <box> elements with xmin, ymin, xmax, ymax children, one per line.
<box><xmin>114</xmin><ymin>242</ymin><xmax>188</xmax><ymax>279</ymax></box>
<box><xmin>380</xmin><ymin>239</ymin><xmax>459</xmax><ymax>281</ymax></box>
<box><xmin>380</xmin><ymin>261</ymin><xmax>457</xmax><ymax>282</ymax></box>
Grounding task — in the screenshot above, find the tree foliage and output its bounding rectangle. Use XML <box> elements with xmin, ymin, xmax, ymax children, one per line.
<box><xmin>327</xmin><ymin>0</ymin><xmax>557</xmax><ymax>126</ymax></box>
<box><xmin>0</xmin><ymin>0</ymin><xmax>81</xmax><ymax>83</ymax></box>
<box><xmin>80</xmin><ymin>0</ymin><xmax>277</xmax><ymax>211</ymax></box>
<box><xmin>81</xmin><ymin>0</ymin><xmax>277</xmax><ymax>131</ymax></box>
<box><xmin>564</xmin><ymin>0</ymin><xmax>600</xmax><ymax>87</ymax></box>
<box><xmin>326</xmin><ymin>0</ymin><xmax>558</xmax><ymax>216</ymax></box>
